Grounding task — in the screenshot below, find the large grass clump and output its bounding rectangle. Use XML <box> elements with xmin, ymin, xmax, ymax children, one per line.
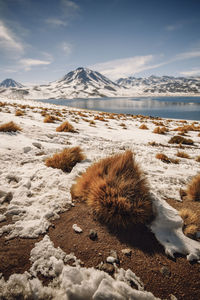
<box><xmin>168</xmin><ymin>135</ymin><xmax>194</xmax><ymax>145</ymax></box>
<box><xmin>45</xmin><ymin>147</ymin><xmax>85</xmax><ymax>172</ymax></box>
<box><xmin>0</xmin><ymin>121</ymin><xmax>21</xmax><ymax>132</ymax></box>
<box><xmin>56</xmin><ymin>121</ymin><xmax>76</xmax><ymax>133</ymax></box>
<box><xmin>186</xmin><ymin>174</ymin><xmax>200</xmax><ymax>201</ymax></box>
<box><xmin>179</xmin><ymin>208</ymin><xmax>198</xmax><ymax>238</ymax></box>
<box><xmin>71</xmin><ymin>150</ymin><xmax>154</xmax><ymax>227</ymax></box>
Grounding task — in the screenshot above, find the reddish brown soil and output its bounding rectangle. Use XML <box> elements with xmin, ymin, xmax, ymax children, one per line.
<box><xmin>0</xmin><ymin>202</ymin><xmax>200</xmax><ymax>300</ymax></box>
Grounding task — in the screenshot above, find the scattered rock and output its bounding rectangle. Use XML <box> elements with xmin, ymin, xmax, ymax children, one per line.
<box><xmin>23</xmin><ymin>180</ymin><xmax>31</xmax><ymax>189</ymax></box>
<box><xmin>121</xmin><ymin>248</ymin><xmax>132</xmax><ymax>257</ymax></box>
<box><xmin>0</xmin><ymin>190</ymin><xmax>13</xmax><ymax>203</ymax></box>
<box><xmin>72</xmin><ymin>224</ymin><xmax>83</xmax><ymax>233</ymax></box>
<box><xmin>23</xmin><ymin>146</ymin><xmax>32</xmax><ymax>153</ymax></box>
<box><xmin>0</xmin><ymin>215</ymin><xmax>6</xmax><ymax>222</ymax></box>
<box><xmin>35</xmin><ymin>151</ymin><xmax>45</xmax><ymax>156</ymax></box>
<box><xmin>89</xmin><ymin>229</ymin><xmax>98</xmax><ymax>240</ymax></box>
<box><xmin>7</xmin><ymin>175</ymin><xmax>20</xmax><ymax>183</ymax></box>
<box><xmin>106</xmin><ymin>256</ymin><xmax>118</xmax><ymax>264</ymax></box>
<box><xmin>160</xmin><ymin>266</ymin><xmax>171</xmax><ymax>277</ymax></box>
<box><xmin>97</xmin><ymin>263</ymin><xmax>115</xmax><ymax>275</ymax></box>
<box><xmin>32</xmin><ymin>142</ymin><xmax>42</xmax><ymax>149</ymax></box>
<box><xmin>110</xmin><ymin>250</ymin><xmax>118</xmax><ymax>259</ymax></box>
<box><xmin>170</xmin><ymin>295</ymin><xmax>178</xmax><ymax>300</ymax></box>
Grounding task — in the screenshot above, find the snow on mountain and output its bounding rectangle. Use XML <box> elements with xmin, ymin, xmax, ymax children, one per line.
<box><xmin>1</xmin><ymin>70</ymin><xmax>200</xmax><ymax>100</ymax></box>
<box><xmin>0</xmin><ymin>78</ymin><xmax>23</xmax><ymax>88</ymax></box>
<box><xmin>116</xmin><ymin>75</ymin><xmax>200</xmax><ymax>94</ymax></box>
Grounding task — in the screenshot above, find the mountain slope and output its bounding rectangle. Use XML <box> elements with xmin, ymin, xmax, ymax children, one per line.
<box><xmin>116</xmin><ymin>75</ymin><xmax>200</xmax><ymax>94</ymax></box>
<box><xmin>0</xmin><ymin>78</ymin><xmax>23</xmax><ymax>88</ymax></box>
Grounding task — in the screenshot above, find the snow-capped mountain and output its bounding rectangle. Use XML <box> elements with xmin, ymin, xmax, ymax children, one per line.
<box><xmin>116</xmin><ymin>75</ymin><xmax>200</xmax><ymax>94</ymax></box>
<box><xmin>0</xmin><ymin>78</ymin><xmax>23</xmax><ymax>88</ymax></box>
<box><xmin>0</xmin><ymin>69</ymin><xmax>200</xmax><ymax>100</ymax></box>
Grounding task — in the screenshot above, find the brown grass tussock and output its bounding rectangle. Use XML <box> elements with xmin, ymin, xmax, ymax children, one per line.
<box><xmin>0</xmin><ymin>121</ymin><xmax>21</xmax><ymax>132</ymax></box>
<box><xmin>56</xmin><ymin>121</ymin><xmax>76</xmax><ymax>133</ymax></box>
<box><xmin>186</xmin><ymin>174</ymin><xmax>200</xmax><ymax>201</ymax></box>
<box><xmin>71</xmin><ymin>150</ymin><xmax>154</xmax><ymax>227</ymax></box>
<box><xmin>45</xmin><ymin>147</ymin><xmax>85</xmax><ymax>172</ymax></box>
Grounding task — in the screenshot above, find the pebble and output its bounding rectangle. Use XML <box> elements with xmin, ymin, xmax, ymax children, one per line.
<box><xmin>0</xmin><ymin>191</ymin><xmax>13</xmax><ymax>203</ymax></box>
<box><xmin>32</xmin><ymin>142</ymin><xmax>42</xmax><ymax>149</ymax></box>
<box><xmin>121</xmin><ymin>248</ymin><xmax>132</xmax><ymax>257</ymax></box>
<box><xmin>23</xmin><ymin>146</ymin><xmax>32</xmax><ymax>153</ymax></box>
<box><xmin>72</xmin><ymin>224</ymin><xmax>83</xmax><ymax>233</ymax></box>
<box><xmin>106</xmin><ymin>256</ymin><xmax>118</xmax><ymax>264</ymax></box>
<box><xmin>160</xmin><ymin>266</ymin><xmax>171</xmax><ymax>277</ymax></box>
<box><xmin>89</xmin><ymin>229</ymin><xmax>98</xmax><ymax>240</ymax></box>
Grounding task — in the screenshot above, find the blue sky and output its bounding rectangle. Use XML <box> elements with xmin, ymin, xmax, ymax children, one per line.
<box><xmin>0</xmin><ymin>0</ymin><xmax>200</xmax><ymax>84</ymax></box>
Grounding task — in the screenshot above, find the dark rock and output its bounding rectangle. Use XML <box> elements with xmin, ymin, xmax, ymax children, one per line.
<box><xmin>0</xmin><ymin>190</ymin><xmax>13</xmax><ymax>203</ymax></box>
<box><xmin>89</xmin><ymin>229</ymin><xmax>98</xmax><ymax>240</ymax></box>
<box><xmin>32</xmin><ymin>142</ymin><xmax>42</xmax><ymax>149</ymax></box>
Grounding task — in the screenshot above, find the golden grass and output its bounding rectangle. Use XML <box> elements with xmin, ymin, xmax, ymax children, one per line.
<box><xmin>15</xmin><ymin>110</ymin><xmax>24</xmax><ymax>116</ymax></box>
<box><xmin>186</xmin><ymin>174</ymin><xmax>200</xmax><ymax>201</ymax></box>
<box><xmin>173</xmin><ymin>124</ymin><xmax>200</xmax><ymax>132</ymax></box>
<box><xmin>156</xmin><ymin>153</ymin><xmax>171</xmax><ymax>163</ymax></box>
<box><xmin>176</xmin><ymin>151</ymin><xmax>190</xmax><ymax>159</ymax></box>
<box><xmin>179</xmin><ymin>208</ymin><xmax>198</xmax><ymax>238</ymax></box>
<box><xmin>44</xmin><ymin>115</ymin><xmax>56</xmax><ymax>123</ymax></box>
<box><xmin>94</xmin><ymin>115</ymin><xmax>107</xmax><ymax>122</ymax></box>
<box><xmin>153</xmin><ymin>126</ymin><xmax>167</xmax><ymax>134</ymax></box>
<box><xmin>139</xmin><ymin>124</ymin><xmax>148</xmax><ymax>130</ymax></box>
<box><xmin>0</xmin><ymin>121</ymin><xmax>21</xmax><ymax>132</ymax></box>
<box><xmin>71</xmin><ymin>150</ymin><xmax>154</xmax><ymax>227</ymax></box>
<box><xmin>56</xmin><ymin>121</ymin><xmax>76</xmax><ymax>133</ymax></box>
<box><xmin>168</xmin><ymin>135</ymin><xmax>194</xmax><ymax>145</ymax></box>
<box><xmin>45</xmin><ymin>147</ymin><xmax>85</xmax><ymax>172</ymax></box>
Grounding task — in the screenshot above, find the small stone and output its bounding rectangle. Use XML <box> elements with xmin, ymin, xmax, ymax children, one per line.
<box><xmin>121</xmin><ymin>248</ymin><xmax>132</xmax><ymax>257</ymax></box>
<box><xmin>170</xmin><ymin>295</ymin><xmax>178</xmax><ymax>300</ymax></box>
<box><xmin>97</xmin><ymin>263</ymin><xmax>115</xmax><ymax>275</ymax></box>
<box><xmin>32</xmin><ymin>142</ymin><xmax>42</xmax><ymax>149</ymax></box>
<box><xmin>23</xmin><ymin>146</ymin><xmax>32</xmax><ymax>153</ymax></box>
<box><xmin>72</xmin><ymin>224</ymin><xmax>83</xmax><ymax>233</ymax></box>
<box><xmin>110</xmin><ymin>250</ymin><xmax>118</xmax><ymax>259</ymax></box>
<box><xmin>89</xmin><ymin>229</ymin><xmax>98</xmax><ymax>240</ymax></box>
<box><xmin>160</xmin><ymin>266</ymin><xmax>171</xmax><ymax>277</ymax></box>
<box><xmin>106</xmin><ymin>256</ymin><xmax>117</xmax><ymax>264</ymax></box>
<box><xmin>0</xmin><ymin>191</ymin><xmax>13</xmax><ymax>203</ymax></box>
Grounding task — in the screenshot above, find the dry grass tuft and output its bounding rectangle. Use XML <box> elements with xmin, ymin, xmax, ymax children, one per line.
<box><xmin>94</xmin><ymin>115</ymin><xmax>107</xmax><ymax>122</ymax></box>
<box><xmin>139</xmin><ymin>124</ymin><xmax>148</xmax><ymax>130</ymax></box>
<box><xmin>153</xmin><ymin>126</ymin><xmax>167</xmax><ymax>134</ymax></box>
<box><xmin>44</xmin><ymin>115</ymin><xmax>56</xmax><ymax>123</ymax></box>
<box><xmin>179</xmin><ymin>208</ymin><xmax>198</xmax><ymax>238</ymax></box>
<box><xmin>176</xmin><ymin>151</ymin><xmax>190</xmax><ymax>159</ymax></box>
<box><xmin>71</xmin><ymin>150</ymin><xmax>154</xmax><ymax>227</ymax></box>
<box><xmin>168</xmin><ymin>135</ymin><xmax>194</xmax><ymax>145</ymax></box>
<box><xmin>156</xmin><ymin>153</ymin><xmax>171</xmax><ymax>163</ymax></box>
<box><xmin>56</xmin><ymin>121</ymin><xmax>76</xmax><ymax>133</ymax></box>
<box><xmin>15</xmin><ymin>110</ymin><xmax>24</xmax><ymax>116</ymax></box>
<box><xmin>186</xmin><ymin>174</ymin><xmax>200</xmax><ymax>201</ymax></box>
<box><xmin>156</xmin><ymin>153</ymin><xmax>179</xmax><ymax>164</ymax></box>
<box><xmin>0</xmin><ymin>121</ymin><xmax>21</xmax><ymax>132</ymax></box>
<box><xmin>45</xmin><ymin>147</ymin><xmax>85</xmax><ymax>172</ymax></box>
<box><xmin>196</xmin><ymin>156</ymin><xmax>200</xmax><ymax>163</ymax></box>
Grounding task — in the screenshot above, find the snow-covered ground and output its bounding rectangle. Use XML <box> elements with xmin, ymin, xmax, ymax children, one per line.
<box><xmin>0</xmin><ymin>98</ymin><xmax>199</xmax><ymax>299</ymax></box>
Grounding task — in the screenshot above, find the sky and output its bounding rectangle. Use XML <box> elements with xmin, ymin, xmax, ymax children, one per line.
<box><xmin>0</xmin><ymin>0</ymin><xmax>200</xmax><ymax>85</ymax></box>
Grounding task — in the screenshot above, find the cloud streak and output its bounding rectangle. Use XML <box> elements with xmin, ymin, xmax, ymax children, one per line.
<box><xmin>45</xmin><ymin>18</ymin><xmax>68</xmax><ymax>27</ymax></box>
<box><xmin>19</xmin><ymin>58</ymin><xmax>51</xmax><ymax>71</ymax></box>
<box><xmin>0</xmin><ymin>20</ymin><xmax>24</xmax><ymax>54</ymax></box>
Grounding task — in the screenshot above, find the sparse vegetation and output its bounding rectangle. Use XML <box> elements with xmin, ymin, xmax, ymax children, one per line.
<box><xmin>196</xmin><ymin>156</ymin><xmax>200</xmax><ymax>163</ymax></box>
<box><xmin>179</xmin><ymin>208</ymin><xmax>198</xmax><ymax>238</ymax></box>
<box><xmin>156</xmin><ymin>153</ymin><xmax>179</xmax><ymax>164</ymax></box>
<box><xmin>45</xmin><ymin>147</ymin><xmax>85</xmax><ymax>172</ymax></box>
<box><xmin>15</xmin><ymin>110</ymin><xmax>24</xmax><ymax>116</ymax></box>
<box><xmin>168</xmin><ymin>135</ymin><xmax>194</xmax><ymax>145</ymax></box>
<box><xmin>0</xmin><ymin>121</ymin><xmax>21</xmax><ymax>132</ymax></box>
<box><xmin>186</xmin><ymin>174</ymin><xmax>200</xmax><ymax>201</ymax></box>
<box><xmin>44</xmin><ymin>115</ymin><xmax>56</xmax><ymax>123</ymax></box>
<box><xmin>153</xmin><ymin>126</ymin><xmax>167</xmax><ymax>134</ymax></box>
<box><xmin>139</xmin><ymin>124</ymin><xmax>148</xmax><ymax>130</ymax></box>
<box><xmin>71</xmin><ymin>150</ymin><xmax>154</xmax><ymax>227</ymax></box>
<box><xmin>56</xmin><ymin>121</ymin><xmax>76</xmax><ymax>133</ymax></box>
<box><xmin>176</xmin><ymin>151</ymin><xmax>190</xmax><ymax>159</ymax></box>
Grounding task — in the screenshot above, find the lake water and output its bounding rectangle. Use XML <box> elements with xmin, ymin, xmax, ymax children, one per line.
<box><xmin>38</xmin><ymin>96</ymin><xmax>200</xmax><ymax>121</ymax></box>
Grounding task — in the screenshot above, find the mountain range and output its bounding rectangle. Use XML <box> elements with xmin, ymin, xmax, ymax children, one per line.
<box><xmin>0</xmin><ymin>67</ymin><xmax>200</xmax><ymax>100</ymax></box>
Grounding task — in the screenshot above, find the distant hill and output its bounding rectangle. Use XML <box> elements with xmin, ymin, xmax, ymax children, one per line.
<box><xmin>0</xmin><ymin>78</ymin><xmax>23</xmax><ymax>88</ymax></box>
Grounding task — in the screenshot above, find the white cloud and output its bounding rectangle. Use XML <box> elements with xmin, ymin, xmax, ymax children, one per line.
<box><xmin>0</xmin><ymin>20</ymin><xmax>24</xmax><ymax>54</ymax></box>
<box><xmin>60</xmin><ymin>42</ymin><xmax>72</xmax><ymax>55</ymax></box>
<box><xmin>165</xmin><ymin>24</ymin><xmax>182</xmax><ymax>31</ymax></box>
<box><xmin>61</xmin><ymin>0</ymin><xmax>80</xmax><ymax>12</ymax></box>
<box><xmin>19</xmin><ymin>58</ymin><xmax>51</xmax><ymax>71</ymax></box>
<box><xmin>179</xmin><ymin>69</ymin><xmax>200</xmax><ymax>77</ymax></box>
<box><xmin>90</xmin><ymin>55</ymin><xmax>165</xmax><ymax>80</ymax></box>
<box><xmin>175</xmin><ymin>50</ymin><xmax>200</xmax><ymax>60</ymax></box>
<box><xmin>45</xmin><ymin>18</ymin><xmax>68</xmax><ymax>27</ymax></box>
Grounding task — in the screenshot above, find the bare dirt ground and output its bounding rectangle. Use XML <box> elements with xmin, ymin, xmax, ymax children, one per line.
<box><xmin>0</xmin><ymin>201</ymin><xmax>199</xmax><ymax>300</ymax></box>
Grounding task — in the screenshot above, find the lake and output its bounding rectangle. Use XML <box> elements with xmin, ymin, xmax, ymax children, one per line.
<box><xmin>38</xmin><ymin>96</ymin><xmax>200</xmax><ymax>121</ymax></box>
